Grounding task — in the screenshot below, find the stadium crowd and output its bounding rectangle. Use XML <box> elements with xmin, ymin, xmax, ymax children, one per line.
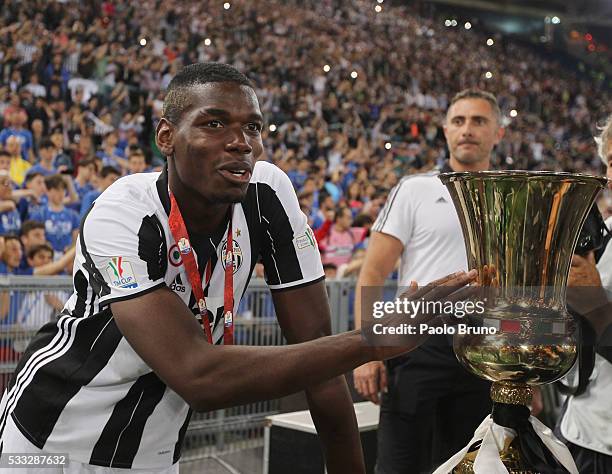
<box><xmin>0</xmin><ymin>0</ymin><xmax>610</xmax><ymax>282</ymax></box>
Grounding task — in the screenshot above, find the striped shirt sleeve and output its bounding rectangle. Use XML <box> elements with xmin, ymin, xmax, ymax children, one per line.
<box><xmin>79</xmin><ymin>183</ymin><xmax>167</xmax><ymax>306</ymax></box>
<box><xmin>254</xmin><ymin>162</ymin><xmax>324</xmax><ymax>291</ymax></box>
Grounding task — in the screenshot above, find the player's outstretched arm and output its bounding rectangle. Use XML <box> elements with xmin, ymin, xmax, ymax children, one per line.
<box><xmin>111</xmin><ymin>270</ymin><xmax>476</xmax><ymax>412</ymax></box>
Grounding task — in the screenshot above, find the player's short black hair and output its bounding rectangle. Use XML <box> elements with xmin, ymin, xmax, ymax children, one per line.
<box><xmin>162</xmin><ymin>62</ymin><xmax>253</xmax><ymax>124</ymax></box>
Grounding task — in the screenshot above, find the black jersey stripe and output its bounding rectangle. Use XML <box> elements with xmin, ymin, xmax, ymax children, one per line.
<box><xmin>0</xmin><ymin>315</ymin><xmax>78</xmax><ymax>439</ymax></box>
<box><xmin>72</xmin><ymin>270</ymin><xmax>88</xmax><ymax>318</ymax></box>
<box><xmin>257</xmin><ymin>183</ymin><xmax>303</xmax><ymax>285</ymax></box>
<box><xmin>80</xmin><ymin>204</ymin><xmax>111</xmax><ymax>300</ymax></box>
<box><xmin>11</xmin><ymin>310</ymin><xmax>123</xmax><ymax>447</ymax></box>
<box><xmin>173</xmin><ymin>409</ymin><xmax>193</xmax><ymax>464</ymax></box>
<box><xmin>137</xmin><ymin>214</ymin><xmax>167</xmax><ymax>282</ymax></box>
<box><xmin>89</xmin><ymin>372</ymin><xmax>166</xmax><ymax>468</ymax></box>
<box><xmin>241</xmin><ymin>186</ymin><xmax>262</xmax><ymax>299</ymax></box>
<box><xmin>87</xmin><ymin>279</ymin><xmax>98</xmax><ymax>318</ymax></box>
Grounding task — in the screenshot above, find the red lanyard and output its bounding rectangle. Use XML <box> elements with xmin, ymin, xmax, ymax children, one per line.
<box><xmin>168</xmin><ymin>192</ymin><xmax>234</xmax><ymax>345</ymax></box>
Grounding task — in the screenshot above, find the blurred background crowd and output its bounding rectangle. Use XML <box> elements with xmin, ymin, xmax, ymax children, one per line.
<box><xmin>0</xmin><ymin>0</ymin><xmax>610</xmax><ymax>280</ymax></box>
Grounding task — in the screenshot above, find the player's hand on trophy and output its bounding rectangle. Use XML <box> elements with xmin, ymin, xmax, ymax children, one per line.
<box><xmin>365</xmin><ymin>269</ymin><xmax>478</xmax><ymax>361</ymax></box>
<box><xmin>353</xmin><ymin>361</ymin><xmax>387</xmax><ymax>404</ymax></box>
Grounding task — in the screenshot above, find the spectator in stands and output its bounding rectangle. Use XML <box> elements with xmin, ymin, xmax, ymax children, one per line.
<box><xmin>0</xmin><ymin>234</ymin><xmax>24</xmax><ymax>365</ymax></box>
<box><xmin>70</xmin><ymin>135</ymin><xmax>95</xmax><ymax>171</ymax></box>
<box><xmin>347</xmin><ymin>182</ymin><xmax>365</xmax><ymax>215</ymax></box>
<box><xmin>96</xmin><ymin>131</ymin><xmax>127</xmax><ymax>171</ymax></box>
<box><xmin>0</xmin><ymin>235</ymin><xmax>23</xmax><ymax>276</ymax></box>
<box><xmin>18</xmin><ymin>221</ymin><xmax>46</xmax><ymax>271</ymax></box>
<box><xmin>49</xmin><ymin>127</ymin><xmax>73</xmax><ymax>174</ymax></box>
<box><xmin>15</xmin><ymin>220</ymin><xmax>76</xmax><ymax>276</ymax></box>
<box><xmin>338</xmin><ymin>247</ymin><xmax>367</xmax><ymax>279</ymax></box>
<box><xmin>15</xmin><ymin>244</ymin><xmax>70</xmax><ymax>331</ymax></box>
<box><xmin>16</xmin><ymin>172</ymin><xmax>48</xmax><ymax>222</ymax></box>
<box><xmin>323</xmin><ymin>262</ymin><xmax>338</xmax><ymax>279</ymax></box>
<box><xmin>24</xmin><ymin>73</ymin><xmax>46</xmax><ymax>99</ymax></box>
<box><xmin>79</xmin><ymin>165</ymin><xmax>121</xmax><ymax>219</ymax></box>
<box><xmin>127</xmin><ymin>147</ymin><xmax>148</xmax><ymax>175</ymax></box>
<box><xmin>30</xmin><ymin>175</ymin><xmax>79</xmax><ymax>258</ymax></box>
<box><xmin>312</xmin><ymin>192</ymin><xmax>335</xmax><ymax>229</ymax></box>
<box><xmin>71</xmin><ymin>158</ymin><xmax>96</xmax><ymax>209</ymax></box>
<box><xmin>6</xmin><ymin>135</ymin><xmax>31</xmax><ymax>187</ymax></box>
<box><xmin>0</xmin><ymin>109</ymin><xmax>33</xmax><ymax>162</ymax></box>
<box><xmin>0</xmin><ymin>152</ymin><xmax>10</xmax><ymax>175</ymax></box>
<box><xmin>0</xmin><ymin>171</ymin><xmax>21</xmax><ymax>236</ymax></box>
<box><xmin>316</xmin><ymin>206</ymin><xmax>359</xmax><ymax>267</ymax></box>
<box><xmin>27</xmin><ymin>139</ymin><xmax>57</xmax><ymax>177</ymax></box>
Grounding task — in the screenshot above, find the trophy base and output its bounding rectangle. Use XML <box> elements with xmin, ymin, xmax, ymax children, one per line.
<box><xmin>452</xmin><ymin>437</ymin><xmax>535</xmax><ymax>474</ymax></box>
<box><xmin>453</xmin><ymin>382</ymin><xmax>534</xmax><ymax>474</ymax></box>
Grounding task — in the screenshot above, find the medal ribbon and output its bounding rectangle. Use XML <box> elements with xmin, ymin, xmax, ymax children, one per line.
<box><xmin>168</xmin><ymin>191</ymin><xmax>234</xmax><ymax>345</ymax></box>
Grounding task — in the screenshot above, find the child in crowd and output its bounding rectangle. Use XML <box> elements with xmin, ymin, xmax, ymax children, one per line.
<box><xmin>30</xmin><ymin>175</ymin><xmax>79</xmax><ymax>259</ymax></box>
<box><xmin>15</xmin><ymin>244</ymin><xmax>69</xmax><ymax>332</ymax></box>
<box><xmin>16</xmin><ymin>172</ymin><xmax>47</xmax><ymax>221</ymax></box>
<box><xmin>27</xmin><ymin>139</ymin><xmax>57</xmax><ymax>177</ymax></box>
<box><xmin>0</xmin><ymin>170</ymin><xmax>21</xmax><ymax>236</ymax></box>
<box><xmin>80</xmin><ymin>165</ymin><xmax>121</xmax><ymax>220</ymax></box>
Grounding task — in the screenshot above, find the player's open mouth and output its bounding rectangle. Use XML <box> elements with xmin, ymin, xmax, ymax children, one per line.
<box><xmin>218</xmin><ymin>169</ymin><xmax>252</xmax><ymax>184</ymax></box>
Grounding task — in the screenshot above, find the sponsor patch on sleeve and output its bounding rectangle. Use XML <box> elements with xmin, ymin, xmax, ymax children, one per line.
<box><xmin>295</xmin><ymin>228</ymin><xmax>316</xmax><ymax>250</ymax></box>
<box><xmin>106</xmin><ymin>257</ymin><xmax>139</xmax><ymax>289</ymax></box>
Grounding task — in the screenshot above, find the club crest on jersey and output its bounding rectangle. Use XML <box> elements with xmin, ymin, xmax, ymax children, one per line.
<box><xmin>106</xmin><ymin>257</ymin><xmax>138</xmax><ymax>289</ymax></box>
<box><xmin>168</xmin><ymin>244</ymin><xmax>183</xmax><ymax>267</ymax></box>
<box><xmin>221</xmin><ymin>239</ymin><xmax>243</xmax><ymax>274</ymax></box>
<box><xmin>178</xmin><ymin>237</ymin><xmax>191</xmax><ymax>255</ymax></box>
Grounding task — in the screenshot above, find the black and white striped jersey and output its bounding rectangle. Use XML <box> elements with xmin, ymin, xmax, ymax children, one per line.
<box><xmin>0</xmin><ymin>161</ymin><xmax>324</xmax><ymax>469</ymax></box>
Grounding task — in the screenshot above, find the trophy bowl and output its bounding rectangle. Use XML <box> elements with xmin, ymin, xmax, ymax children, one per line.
<box><xmin>439</xmin><ymin>171</ymin><xmax>606</xmax><ymax>386</ymax></box>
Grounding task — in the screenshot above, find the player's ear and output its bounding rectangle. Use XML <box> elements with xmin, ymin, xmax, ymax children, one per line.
<box><xmin>156</xmin><ymin>118</ymin><xmax>175</xmax><ymax>157</ymax></box>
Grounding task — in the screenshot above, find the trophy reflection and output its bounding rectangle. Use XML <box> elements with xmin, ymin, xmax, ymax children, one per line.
<box><xmin>435</xmin><ymin>171</ymin><xmax>607</xmax><ymax>474</ymax></box>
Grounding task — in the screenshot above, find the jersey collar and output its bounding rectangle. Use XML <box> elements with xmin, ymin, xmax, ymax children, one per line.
<box><xmin>156</xmin><ymin>164</ymin><xmax>171</xmax><ymax>216</ymax></box>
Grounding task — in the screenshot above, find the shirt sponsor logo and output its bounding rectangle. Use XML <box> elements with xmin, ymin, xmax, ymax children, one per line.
<box><xmin>221</xmin><ymin>239</ymin><xmax>243</xmax><ymax>274</ymax></box>
<box><xmin>106</xmin><ymin>257</ymin><xmax>138</xmax><ymax>289</ymax></box>
<box><xmin>295</xmin><ymin>227</ymin><xmax>316</xmax><ymax>250</ymax></box>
